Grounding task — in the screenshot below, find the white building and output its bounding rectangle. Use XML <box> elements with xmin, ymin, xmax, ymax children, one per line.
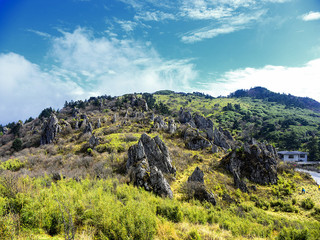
<box><xmin>278</xmin><ymin>151</ymin><xmax>308</xmax><ymax>162</ymax></box>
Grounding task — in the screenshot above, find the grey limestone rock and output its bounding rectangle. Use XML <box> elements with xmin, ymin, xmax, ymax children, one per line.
<box><xmin>150</xmin><ymin>166</ymin><xmax>173</xmax><ymax>198</ymax></box>
<box><xmin>89</xmin><ymin>135</ymin><xmax>99</xmax><ymax>148</ymax></box>
<box><xmin>83</xmin><ymin>122</ymin><xmax>93</xmax><ymax>134</ymax></box>
<box><xmin>184</xmin><ymin>128</ymin><xmax>211</xmax><ymax>150</ymax></box>
<box><xmin>193</xmin><ymin>114</ymin><xmax>214</xmax><ymax>140</ymax></box>
<box><xmin>168</xmin><ymin>119</ymin><xmax>177</xmax><ymax>134</ymax></box>
<box><xmin>179</xmin><ymin>108</ymin><xmax>192</xmax><ymax>124</ymax></box>
<box><xmin>213</xmin><ymin>127</ymin><xmax>235</xmax><ymax>150</ymax></box>
<box><xmin>186</xmin><ymin>167</ymin><xmax>216</xmax><ymax>205</ymax></box>
<box><xmin>153</xmin><ymin>116</ymin><xmax>168</xmax><ymax>131</ymax></box>
<box><xmin>40</xmin><ymin>114</ymin><xmax>61</xmax><ymax>145</ymax></box>
<box><xmin>97</xmin><ymin>118</ymin><xmax>101</xmax><ymax>128</ymax></box>
<box><xmin>188</xmin><ymin>166</ymin><xmax>204</xmax><ymax>184</ymax></box>
<box><xmin>220</xmin><ymin>142</ymin><xmax>278</xmax><ymax>192</ymax></box>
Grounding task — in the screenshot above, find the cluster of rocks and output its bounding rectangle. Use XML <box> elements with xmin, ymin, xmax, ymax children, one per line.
<box><xmin>185</xmin><ymin>167</ymin><xmax>216</xmax><ymax>205</ymax></box>
<box><xmin>152</xmin><ymin>116</ymin><xmax>177</xmax><ymax>134</ymax></box>
<box><xmin>179</xmin><ymin>108</ymin><xmax>236</xmax><ymax>151</ymax></box>
<box><xmin>220</xmin><ymin>141</ymin><xmax>278</xmax><ymax>192</ymax></box>
<box><xmin>126</xmin><ymin>133</ymin><xmax>176</xmax><ymax>198</ymax></box>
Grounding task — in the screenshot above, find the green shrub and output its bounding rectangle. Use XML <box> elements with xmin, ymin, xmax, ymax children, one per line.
<box><xmin>156</xmin><ymin>201</ymin><xmax>183</xmax><ymax>223</ymax></box>
<box><xmin>12</xmin><ymin>138</ymin><xmax>23</xmax><ymax>151</ymax></box>
<box><xmin>277</xmin><ymin>227</ymin><xmax>309</xmax><ymax>240</ymax></box>
<box><xmin>187</xmin><ymin>229</ymin><xmax>202</xmax><ymax>240</ymax></box>
<box><xmin>0</xmin><ymin>158</ymin><xmax>25</xmax><ymax>171</ymax></box>
<box><xmin>301</xmin><ymin>198</ymin><xmax>315</xmax><ymax>210</ymax></box>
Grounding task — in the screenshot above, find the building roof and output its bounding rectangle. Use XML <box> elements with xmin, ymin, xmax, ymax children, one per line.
<box><xmin>278</xmin><ymin>151</ymin><xmax>309</xmax><ymax>155</ymax></box>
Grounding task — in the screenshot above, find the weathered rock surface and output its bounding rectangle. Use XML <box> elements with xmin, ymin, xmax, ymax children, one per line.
<box><xmin>89</xmin><ymin>135</ymin><xmax>99</xmax><ymax>148</ymax></box>
<box><xmin>168</xmin><ymin>119</ymin><xmax>177</xmax><ymax>134</ymax></box>
<box><xmin>220</xmin><ymin>142</ymin><xmax>278</xmax><ymax>192</ymax></box>
<box><xmin>184</xmin><ymin>128</ymin><xmax>211</xmax><ymax>150</ymax></box>
<box><xmin>83</xmin><ymin>122</ymin><xmax>93</xmax><ymax>134</ymax></box>
<box><xmin>140</xmin><ymin>133</ymin><xmax>176</xmax><ymax>175</ymax></box>
<box><xmin>188</xmin><ymin>166</ymin><xmax>204</xmax><ymax>184</ymax></box>
<box><xmin>150</xmin><ymin>166</ymin><xmax>173</xmax><ymax>198</ymax></box>
<box><xmin>97</xmin><ymin>118</ymin><xmax>101</xmax><ymax>128</ymax></box>
<box><xmin>213</xmin><ymin>127</ymin><xmax>235</xmax><ymax>150</ymax></box>
<box><xmin>153</xmin><ymin>116</ymin><xmax>168</xmax><ymax>131</ymax></box>
<box><xmin>178</xmin><ymin>108</ymin><xmax>192</xmax><ymax>124</ymax></box>
<box><xmin>40</xmin><ymin>114</ymin><xmax>61</xmax><ymax>145</ymax></box>
<box><xmin>126</xmin><ymin>133</ymin><xmax>175</xmax><ymax>198</ymax></box>
<box><xmin>186</xmin><ymin>167</ymin><xmax>216</xmax><ymax>205</ymax></box>
<box><xmin>193</xmin><ymin>114</ymin><xmax>214</xmax><ymax>140</ymax></box>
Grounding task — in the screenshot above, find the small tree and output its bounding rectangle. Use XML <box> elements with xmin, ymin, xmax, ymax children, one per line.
<box><xmin>12</xmin><ymin>138</ymin><xmax>23</xmax><ymax>151</ymax></box>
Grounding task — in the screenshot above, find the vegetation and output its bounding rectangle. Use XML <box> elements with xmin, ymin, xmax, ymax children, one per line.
<box><xmin>1</xmin><ymin>88</ymin><xmax>320</xmax><ymax>239</ymax></box>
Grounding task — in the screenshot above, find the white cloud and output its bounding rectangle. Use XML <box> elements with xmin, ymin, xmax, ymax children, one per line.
<box><xmin>301</xmin><ymin>11</ymin><xmax>320</xmax><ymax>21</ymax></box>
<box><xmin>0</xmin><ymin>28</ymin><xmax>197</xmax><ymax>124</ymax></box>
<box><xmin>50</xmin><ymin>28</ymin><xmax>196</xmax><ymax>96</ymax></box>
<box><xmin>26</xmin><ymin>29</ymin><xmax>51</xmax><ymax>39</ymax></box>
<box><xmin>0</xmin><ymin>53</ymin><xmax>84</xmax><ymax>124</ymax></box>
<box><xmin>181</xmin><ymin>10</ymin><xmax>265</xmax><ymax>43</ymax></box>
<box><xmin>134</xmin><ymin>11</ymin><xmax>175</xmax><ymax>21</ymax></box>
<box><xmin>203</xmin><ymin>59</ymin><xmax>320</xmax><ymax>102</ymax></box>
<box><xmin>115</xmin><ymin>19</ymin><xmax>137</xmax><ymax>32</ymax></box>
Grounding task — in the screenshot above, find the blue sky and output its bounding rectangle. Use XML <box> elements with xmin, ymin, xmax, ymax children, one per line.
<box><xmin>0</xmin><ymin>0</ymin><xmax>320</xmax><ymax>124</ymax></box>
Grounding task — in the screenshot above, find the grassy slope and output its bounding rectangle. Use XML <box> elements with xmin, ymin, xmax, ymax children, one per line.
<box><xmin>1</xmin><ymin>92</ymin><xmax>320</xmax><ymax>239</ymax></box>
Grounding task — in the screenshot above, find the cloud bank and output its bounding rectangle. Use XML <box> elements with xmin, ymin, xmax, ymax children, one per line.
<box><xmin>0</xmin><ymin>28</ymin><xmax>197</xmax><ymax>124</ymax></box>
<box><xmin>204</xmin><ymin>58</ymin><xmax>320</xmax><ymax>102</ymax></box>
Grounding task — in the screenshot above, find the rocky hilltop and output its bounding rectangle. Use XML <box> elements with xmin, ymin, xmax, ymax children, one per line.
<box><xmin>0</xmin><ymin>90</ymin><xmax>320</xmax><ymax>239</ymax></box>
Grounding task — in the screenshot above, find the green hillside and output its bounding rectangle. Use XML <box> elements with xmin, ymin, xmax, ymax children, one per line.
<box><xmin>1</xmin><ymin>90</ymin><xmax>320</xmax><ymax>239</ymax></box>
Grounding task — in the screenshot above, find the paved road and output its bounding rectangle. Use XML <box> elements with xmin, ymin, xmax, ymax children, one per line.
<box><xmin>296</xmin><ymin>169</ymin><xmax>320</xmax><ymax>185</ymax></box>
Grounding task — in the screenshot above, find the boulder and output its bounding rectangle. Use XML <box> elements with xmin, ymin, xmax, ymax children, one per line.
<box><xmin>220</xmin><ymin>142</ymin><xmax>278</xmax><ymax>192</ymax></box>
<box><xmin>126</xmin><ymin>133</ymin><xmax>175</xmax><ymax>198</ymax></box>
<box><xmin>213</xmin><ymin>127</ymin><xmax>235</xmax><ymax>150</ymax></box>
<box><xmin>186</xmin><ymin>167</ymin><xmax>216</xmax><ymax>205</ymax></box>
<box><xmin>179</xmin><ymin>108</ymin><xmax>192</xmax><ymax>124</ymax></box>
<box><xmin>193</xmin><ymin>114</ymin><xmax>214</xmax><ymax>140</ymax></box>
<box><xmin>188</xmin><ymin>166</ymin><xmax>204</xmax><ymax>184</ymax></box>
<box><xmin>83</xmin><ymin>122</ymin><xmax>93</xmax><ymax>134</ymax></box>
<box><xmin>140</xmin><ymin>133</ymin><xmax>176</xmax><ymax>175</ymax></box>
<box><xmin>97</xmin><ymin>118</ymin><xmax>101</xmax><ymax>128</ymax></box>
<box><xmin>89</xmin><ymin>135</ymin><xmax>99</xmax><ymax>148</ymax></box>
<box><xmin>153</xmin><ymin>116</ymin><xmax>168</xmax><ymax>131</ymax></box>
<box><xmin>40</xmin><ymin>114</ymin><xmax>61</xmax><ymax>145</ymax></box>
<box><xmin>168</xmin><ymin>119</ymin><xmax>177</xmax><ymax>134</ymax></box>
<box><xmin>150</xmin><ymin>166</ymin><xmax>173</xmax><ymax>198</ymax></box>
<box><xmin>184</xmin><ymin>128</ymin><xmax>211</xmax><ymax>150</ymax></box>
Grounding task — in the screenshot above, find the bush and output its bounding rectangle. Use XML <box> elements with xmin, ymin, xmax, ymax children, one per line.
<box><xmin>156</xmin><ymin>201</ymin><xmax>183</xmax><ymax>223</ymax></box>
<box><xmin>12</xmin><ymin>138</ymin><xmax>23</xmax><ymax>151</ymax></box>
<box><xmin>0</xmin><ymin>158</ymin><xmax>25</xmax><ymax>171</ymax></box>
<box><xmin>277</xmin><ymin>227</ymin><xmax>309</xmax><ymax>240</ymax></box>
<box><xmin>301</xmin><ymin>198</ymin><xmax>314</xmax><ymax>210</ymax></box>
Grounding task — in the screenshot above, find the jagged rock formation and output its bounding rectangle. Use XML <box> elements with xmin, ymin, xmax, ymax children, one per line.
<box><xmin>150</xmin><ymin>166</ymin><xmax>173</xmax><ymax>198</ymax></box>
<box><xmin>129</xmin><ymin>95</ymin><xmax>148</xmax><ymax>111</ymax></box>
<box><xmin>153</xmin><ymin>116</ymin><xmax>168</xmax><ymax>131</ymax></box>
<box><xmin>40</xmin><ymin>114</ymin><xmax>61</xmax><ymax>145</ymax></box>
<box><xmin>96</xmin><ymin>118</ymin><xmax>101</xmax><ymax>128</ymax></box>
<box><xmin>184</xmin><ymin>128</ymin><xmax>211</xmax><ymax>150</ymax></box>
<box><xmin>193</xmin><ymin>114</ymin><xmax>214</xmax><ymax>140</ymax></box>
<box><xmin>127</xmin><ymin>133</ymin><xmax>175</xmax><ymax>198</ymax></box>
<box><xmin>213</xmin><ymin>127</ymin><xmax>235</xmax><ymax>150</ymax></box>
<box><xmin>220</xmin><ymin>142</ymin><xmax>278</xmax><ymax>192</ymax></box>
<box><xmin>83</xmin><ymin>122</ymin><xmax>93</xmax><ymax>134</ymax></box>
<box><xmin>186</xmin><ymin>167</ymin><xmax>216</xmax><ymax>205</ymax></box>
<box><xmin>188</xmin><ymin>166</ymin><xmax>204</xmax><ymax>183</ymax></box>
<box><xmin>168</xmin><ymin>119</ymin><xmax>177</xmax><ymax>134</ymax></box>
<box><xmin>89</xmin><ymin>135</ymin><xmax>99</xmax><ymax>148</ymax></box>
<box><xmin>179</xmin><ymin>108</ymin><xmax>193</xmax><ymax>124</ymax></box>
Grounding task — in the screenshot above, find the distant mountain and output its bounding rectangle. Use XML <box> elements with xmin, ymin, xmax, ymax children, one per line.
<box><xmin>229</xmin><ymin>87</ymin><xmax>320</xmax><ymax>112</ymax></box>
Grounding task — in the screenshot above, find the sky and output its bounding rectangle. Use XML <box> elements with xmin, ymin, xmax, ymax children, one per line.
<box><xmin>0</xmin><ymin>0</ymin><xmax>320</xmax><ymax>124</ymax></box>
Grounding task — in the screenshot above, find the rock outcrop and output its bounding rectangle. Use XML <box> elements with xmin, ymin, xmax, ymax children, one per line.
<box><xmin>184</xmin><ymin>128</ymin><xmax>211</xmax><ymax>150</ymax></box>
<box><xmin>40</xmin><ymin>114</ymin><xmax>61</xmax><ymax>145</ymax></box>
<box><xmin>193</xmin><ymin>114</ymin><xmax>214</xmax><ymax>140</ymax></box>
<box><xmin>186</xmin><ymin>167</ymin><xmax>216</xmax><ymax>205</ymax></box>
<box><xmin>127</xmin><ymin>133</ymin><xmax>175</xmax><ymax>198</ymax></box>
<box><xmin>188</xmin><ymin>166</ymin><xmax>204</xmax><ymax>184</ymax></box>
<box><xmin>220</xmin><ymin>142</ymin><xmax>278</xmax><ymax>192</ymax></box>
<box><xmin>153</xmin><ymin>116</ymin><xmax>168</xmax><ymax>131</ymax></box>
<box><xmin>168</xmin><ymin>119</ymin><xmax>177</xmax><ymax>134</ymax></box>
<box><xmin>213</xmin><ymin>127</ymin><xmax>235</xmax><ymax>150</ymax></box>
<box><xmin>178</xmin><ymin>108</ymin><xmax>192</xmax><ymax>124</ymax></box>
<box><xmin>150</xmin><ymin>166</ymin><xmax>173</xmax><ymax>198</ymax></box>
<box><xmin>83</xmin><ymin>122</ymin><xmax>93</xmax><ymax>134</ymax></box>
<box><xmin>89</xmin><ymin>135</ymin><xmax>99</xmax><ymax>148</ymax></box>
